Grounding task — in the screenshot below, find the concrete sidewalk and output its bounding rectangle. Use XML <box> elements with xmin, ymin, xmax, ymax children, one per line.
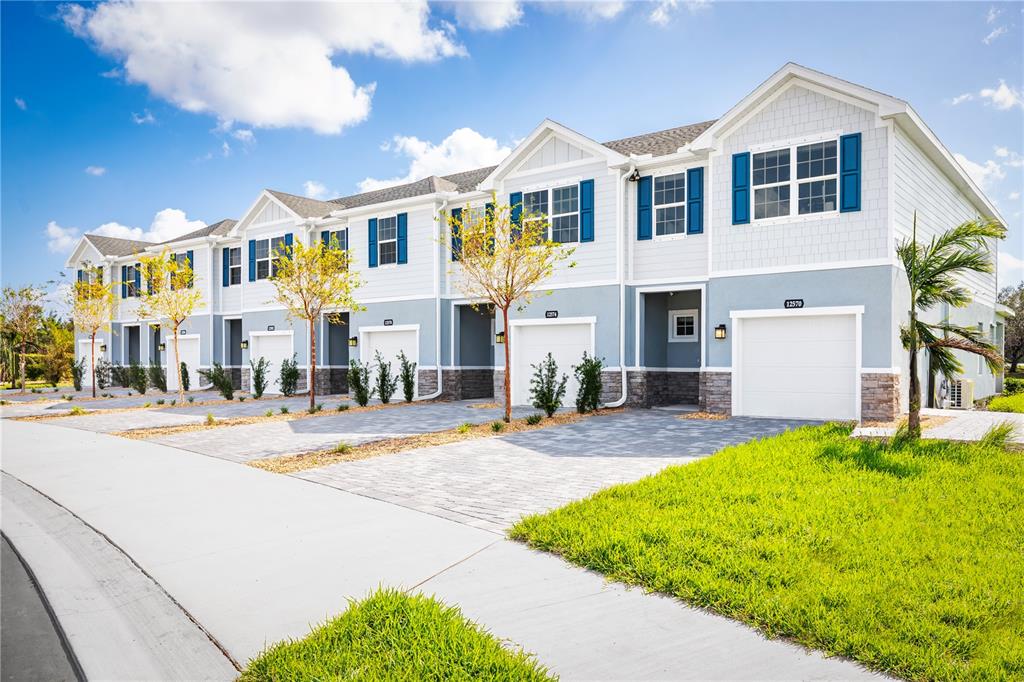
<box><xmin>1</xmin><ymin>420</ymin><xmax>881</xmax><ymax>679</ymax></box>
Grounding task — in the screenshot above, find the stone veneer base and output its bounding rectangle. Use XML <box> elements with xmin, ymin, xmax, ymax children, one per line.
<box><xmin>626</xmin><ymin>370</ymin><xmax>698</xmax><ymax>408</ymax></box>
<box><xmin>699</xmin><ymin>371</ymin><xmax>732</xmax><ymax>415</ymax></box>
<box><xmin>861</xmin><ymin>372</ymin><xmax>900</xmax><ymax>422</ymax></box>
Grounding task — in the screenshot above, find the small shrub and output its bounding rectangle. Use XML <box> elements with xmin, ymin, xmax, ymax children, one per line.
<box><xmin>980</xmin><ymin>421</ymin><xmax>1017</xmax><ymax>448</ymax></box>
<box><xmin>156</xmin><ymin>399</ymin><xmax>165</xmax><ymax>405</ymax></box>
<box><xmin>148</xmin><ymin>361</ymin><xmax>167</xmax><ymax>392</ymax></box>
<box><xmin>307</xmin><ymin>403</ymin><xmax>323</xmax><ymax>415</ymax></box>
<box><xmin>374</xmin><ymin>351</ymin><xmax>399</xmax><ymax>404</ymax></box>
<box><xmin>238</xmin><ymin>396</ymin><xmax>246</xmax><ymax>402</ymax></box>
<box><xmin>95</xmin><ymin>359</ymin><xmax>112</xmax><ymax>390</ymax></box>
<box><xmin>264</xmin><ymin>409</ymin><xmax>274</xmax><ymax>417</ymax></box>
<box><xmin>529</xmin><ymin>353</ymin><xmax>567</xmax><ymax>418</ymax></box>
<box><xmin>398</xmin><ymin>351</ymin><xmax>417</xmax><ymax>402</ymax></box>
<box><xmin>526</xmin><ymin>413</ymin><xmax>543</xmax><ymax>425</ymax></box>
<box><xmin>573</xmin><ymin>352</ymin><xmax>604</xmax><ymax>414</ymax></box>
<box><xmin>349</xmin><ymin>359</ymin><xmax>373</xmax><ymax>407</ymax></box>
<box><xmin>143</xmin><ymin>401</ymin><xmax>151</xmax><ymax>408</ymax></box>
<box><xmin>491</xmin><ymin>421</ymin><xmax>505</xmax><ymax>433</ymax></box>
<box><xmin>199</xmin><ymin>362</ymin><xmax>234</xmax><ymax>400</ymax></box>
<box><xmin>334</xmin><ymin>441</ymin><xmax>352</xmax><ymax>454</ymax></box>
<box><xmin>170</xmin><ymin>399</ymin><xmax>176</xmax><ymax>406</ymax></box>
<box><xmin>179</xmin><ymin>361</ymin><xmax>190</xmax><ymax>391</ymax></box>
<box><xmin>0</xmin><ymin>400</ymin><xmax>7</xmax><ymax>405</ymax></box>
<box><xmin>456</xmin><ymin>422</ymin><xmax>472</xmax><ymax>434</ymax></box>
<box><xmin>69</xmin><ymin>406</ymin><xmax>86</xmax><ymax>415</ymax></box>
<box><xmin>988</xmin><ymin>393</ymin><xmax>1024</xmax><ymax>414</ymax></box>
<box><xmin>279</xmin><ymin>355</ymin><xmax>299</xmax><ymax>397</ymax></box>
<box><xmin>63</xmin><ymin>395</ymin><xmax>73</xmax><ymax>401</ymax></box>
<box><xmin>1004</xmin><ymin>376</ymin><xmax>1024</xmax><ymax>395</ymax></box>
<box><xmin>337</xmin><ymin>404</ymin><xmax>350</xmax><ymax>412</ymax></box>
<box><xmin>110</xmin><ymin>363</ymin><xmax>128</xmax><ymax>387</ymax></box>
<box><xmin>206</xmin><ymin>413</ymin><xmax>216</xmax><ymax>425</ymax></box>
<box><xmin>188</xmin><ymin>395</ymin><xmax>195</xmax><ymax>403</ymax></box>
<box><xmin>250</xmin><ymin>357</ymin><xmax>270</xmax><ymax>399</ymax></box>
<box><xmin>71</xmin><ymin>357</ymin><xmax>85</xmax><ymax>391</ymax></box>
<box><xmin>280</xmin><ymin>406</ymin><xmax>289</xmax><ymax>414</ymax></box>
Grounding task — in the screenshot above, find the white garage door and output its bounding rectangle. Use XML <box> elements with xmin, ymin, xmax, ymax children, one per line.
<box><xmin>363</xmin><ymin>328</ymin><xmax>418</xmax><ymax>395</ymax></box>
<box><xmin>511</xmin><ymin>321</ymin><xmax>593</xmax><ymax>406</ymax></box>
<box><xmin>735</xmin><ymin>314</ymin><xmax>857</xmax><ymax>420</ymax></box>
<box><xmin>250</xmin><ymin>332</ymin><xmax>294</xmax><ymax>395</ymax></box>
<box><xmin>77</xmin><ymin>338</ymin><xmax>102</xmax><ymax>388</ymax></box>
<box><xmin>167</xmin><ymin>336</ymin><xmax>201</xmax><ymax>392</ymax></box>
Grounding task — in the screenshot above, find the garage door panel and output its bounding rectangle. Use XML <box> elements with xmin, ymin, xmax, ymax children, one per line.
<box><xmin>251</xmin><ymin>334</ymin><xmax>293</xmax><ymax>395</ymax></box>
<box><xmin>167</xmin><ymin>337</ymin><xmax>201</xmax><ymax>392</ymax></box>
<box><xmin>364</xmin><ymin>329</ymin><xmax>418</xmax><ymax>396</ymax></box>
<box><xmin>737</xmin><ymin>314</ymin><xmax>857</xmax><ymax>421</ymax></box>
<box><xmin>512</xmin><ymin>322</ymin><xmax>591</xmax><ymax>406</ymax></box>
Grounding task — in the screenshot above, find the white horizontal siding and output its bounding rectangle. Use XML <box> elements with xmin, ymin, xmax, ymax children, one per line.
<box><xmin>346</xmin><ymin>204</ymin><xmax>439</xmax><ymax>302</ymax></box>
<box><xmin>628</xmin><ymin>164</ymin><xmax>709</xmax><ymax>281</ymax></box>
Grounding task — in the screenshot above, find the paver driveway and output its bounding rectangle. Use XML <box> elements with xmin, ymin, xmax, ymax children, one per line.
<box><xmin>298</xmin><ymin>410</ymin><xmax>815</xmax><ymax>532</ymax></box>
<box><xmin>150</xmin><ymin>400</ymin><xmax>536</xmax><ymax>462</ymax></box>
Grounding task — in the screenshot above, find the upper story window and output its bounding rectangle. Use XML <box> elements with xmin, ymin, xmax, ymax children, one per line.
<box><xmin>228</xmin><ymin>247</ymin><xmax>241</xmax><ymax>285</ymax></box>
<box><xmin>325</xmin><ymin>229</ymin><xmax>348</xmax><ymax>252</ymax></box>
<box><xmin>254</xmin><ymin>236</ymin><xmax>286</xmax><ymax>280</ymax></box>
<box><xmin>523</xmin><ymin>185</ymin><xmax>579</xmax><ymax>244</ymax></box>
<box><xmin>654</xmin><ymin>173</ymin><xmax>686</xmax><ymax>236</ymax></box>
<box><xmin>125</xmin><ymin>264</ymin><xmax>140</xmax><ymax>297</ymax></box>
<box><xmin>378</xmin><ymin>216</ymin><xmax>398</xmax><ymax>266</ymax></box>
<box><xmin>752</xmin><ymin>139</ymin><xmax>838</xmax><ymax>220</ymax></box>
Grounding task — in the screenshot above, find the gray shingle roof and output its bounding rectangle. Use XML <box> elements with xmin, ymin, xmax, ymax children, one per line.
<box><xmin>83</xmin><ymin>234</ymin><xmax>152</xmax><ymax>257</ymax></box>
<box><xmin>602</xmin><ymin>120</ymin><xmax>717</xmax><ymax>157</ymax></box>
<box><xmin>160</xmin><ymin>218</ymin><xmax>237</xmax><ymax>244</ymax></box>
<box><xmin>265</xmin><ymin>190</ymin><xmax>339</xmax><ymax>219</ymax></box>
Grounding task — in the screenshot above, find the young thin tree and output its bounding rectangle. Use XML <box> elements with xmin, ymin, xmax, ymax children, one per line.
<box><xmin>138</xmin><ymin>250</ymin><xmax>202</xmax><ymax>403</ymax></box>
<box><xmin>269</xmin><ymin>235</ymin><xmax>364</xmax><ymax>411</ymax></box>
<box><xmin>39</xmin><ymin>316</ymin><xmax>74</xmax><ymax>387</ymax></box>
<box><xmin>898</xmin><ymin>213</ymin><xmax>1005</xmax><ymax>437</ymax></box>
<box><xmin>998</xmin><ymin>282</ymin><xmax>1023</xmax><ymax>373</ymax></box>
<box><xmin>445</xmin><ymin>195</ymin><xmax>576</xmax><ymax>422</ymax></box>
<box><xmin>70</xmin><ymin>265</ymin><xmax>116</xmax><ymax>397</ymax></box>
<box><xmin>0</xmin><ymin>285</ymin><xmax>46</xmax><ymax>392</ymax></box>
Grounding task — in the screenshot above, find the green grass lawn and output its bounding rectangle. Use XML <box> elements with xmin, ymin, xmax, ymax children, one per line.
<box><xmin>510</xmin><ymin>424</ymin><xmax>1024</xmax><ymax>680</ymax></box>
<box><xmin>989</xmin><ymin>392</ymin><xmax>1024</xmax><ymax>413</ymax></box>
<box><xmin>239</xmin><ymin>588</ymin><xmax>554</xmax><ymax>681</ymax></box>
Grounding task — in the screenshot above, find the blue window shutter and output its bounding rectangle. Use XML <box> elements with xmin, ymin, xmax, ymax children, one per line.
<box><xmin>222</xmin><ymin>248</ymin><xmax>229</xmax><ymax>286</ymax></box>
<box><xmin>397</xmin><ymin>213</ymin><xmax>408</xmax><ymax>264</ymax></box>
<box><xmin>283</xmin><ymin>233</ymin><xmax>293</xmax><ymax>258</ymax></box>
<box><xmin>450</xmin><ymin>207</ymin><xmax>462</xmax><ymax>261</ymax></box>
<box><xmin>76</xmin><ymin>269</ymin><xmax>83</xmax><ymax>282</ymax></box>
<box><xmin>368</xmin><ymin>218</ymin><xmax>378</xmax><ymax>267</ymax></box>
<box><xmin>637</xmin><ymin>176</ymin><xmax>652</xmax><ymax>240</ymax></box>
<box><xmin>579</xmin><ymin>179</ymin><xmax>594</xmax><ymax>242</ymax></box>
<box><xmin>840</xmin><ymin>133</ymin><xmax>862</xmax><ymax>213</ymax></box>
<box><xmin>186</xmin><ymin>250</ymin><xmax>195</xmax><ymax>287</ymax></box>
<box><xmin>509</xmin><ymin>192</ymin><xmax>522</xmax><ymax>242</ymax></box>
<box><xmin>732</xmin><ymin>153</ymin><xmax>750</xmax><ymax>224</ymax></box>
<box><xmin>321</xmin><ymin>230</ymin><xmax>331</xmax><ymax>248</ymax></box>
<box><xmin>686</xmin><ymin>167</ymin><xmax>704</xmax><ymax>234</ymax></box>
<box><xmin>120</xmin><ymin>265</ymin><xmax>127</xmax><ymax>298</ymax></box>
<box><xmin>134</xmin><ymin>263</ymin><xmax>141</xmax><ymax>296</ymax></box>
<box><xmin>248</xmin><ymin>240</ymin><xmax>256</xmax><ymax>281</ymax></box>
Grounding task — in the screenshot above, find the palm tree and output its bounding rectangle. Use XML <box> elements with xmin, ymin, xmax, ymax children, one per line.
<box><xmin>897</xmin><ymin>213</ymin><xmax>1005</xmax><ymax>437</ymax></box>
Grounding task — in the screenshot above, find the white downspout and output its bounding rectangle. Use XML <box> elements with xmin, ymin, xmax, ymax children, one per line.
<box><xmin>417</xmin><ymin>198</ymin><xmax>447</xmax><ymax>400</ymax></box>
<box><xmin>605</xmin><ymin>163</ymin><xmax>635</xmax><ymax>408</ymax></box>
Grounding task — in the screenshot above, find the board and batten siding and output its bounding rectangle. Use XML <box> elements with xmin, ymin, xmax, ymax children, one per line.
<box><xmin>892</xmin><ymin>124</ymin><xmax>997</xmax><ymax>307</ymax></box>
<box><xmin>710</xmin><ymin>85</ymin><xmax>889</xmax><ymax>273</ymax></box>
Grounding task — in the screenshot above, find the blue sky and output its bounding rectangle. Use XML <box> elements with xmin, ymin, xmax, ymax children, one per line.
<box><xmin>2</xmin><ymin>1</ymin><xmax>1022</xmax><ymax>295</ymax></box>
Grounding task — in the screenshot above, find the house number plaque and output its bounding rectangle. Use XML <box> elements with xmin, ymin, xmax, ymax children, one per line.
<box><xmin>784</xmin><ymin>299</ymin><xmax>804</xmax><ymax>309</ymax></box>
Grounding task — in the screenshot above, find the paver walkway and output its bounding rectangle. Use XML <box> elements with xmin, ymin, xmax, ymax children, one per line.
<box><xmin>2</xmin><ymin>419</ymin><xmax>880</xmax><ymax>680</ymax></box>
<box><xmin>298</xmin><ymin>411</ymin><xmax>812</xmax><ymax>531</ymax></box>
<box><xmin>150</xmin><ymin>400</ymin><xmax>535</xmax><ymax>461</ymax></box>
<box><xmin>853</xmin><ymin>406</ymin><xmax>1024</xmax><ymax>441</ymax></box>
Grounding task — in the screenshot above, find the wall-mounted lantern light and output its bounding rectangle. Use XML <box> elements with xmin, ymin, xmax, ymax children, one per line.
<box><xmin>158</xmin><ymin>343</ymin><xmax>166</xmax><ymax>351</ymax></box>
<box><xmin>267</xmin><ymin>325</ymin><xmax>275</xmax><ymax>332</ymax></box>
<box><xmin>180</xmin><ymin>329</ymin><xmax>187</xmax><ymax>336</ymax></box>
<box><xmin>348</xmin><ymin>336</ymin><xmax>358</xmax><ymax>347</ymax></box>
<box><xmin>99</xmin><ymin>344</ymin><xmax>107</xmax><ymax>353</ymax></box>
<box><xmin>495</xmin><ymin>331</ymin><xmax>506</xmax><ymax>344</ymax></box>
<box><xmin>240</xmin><ymin>340</ymin><xmax>249</xmax><ymax>350</ymax></box>
<box><xmin>714</xmin><ymin>324</ymin><xmax>727</xmax><ymax>340</ymax></box>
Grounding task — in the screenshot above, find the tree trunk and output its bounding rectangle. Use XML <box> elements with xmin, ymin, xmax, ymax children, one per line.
<box><xmin>90</xmin><ymin>332</ymin><xmax>97</xmax><ymax>398</ymax></box>
<box><xmin>908</xmin><ymin>312</ymin><xmax>921</xmax><ymax>438</ymax></box>
<box><xmin>502</xmin><ymin>306</ymin><xmax>511</xmax><ymax>423</ymax></box>
<box><xmin>308</xmin><ymin>316</ymin><xmax>317</xmax><ymax>412</ymax></box>
<box><xmin>173</xmin><ymin>326</ymin><xmax>185</xmax><ymax>403</ymax></box>
<box><xmin>19</xmin><ymin>340</ymin><xmax>27</xmax><ymax>393</ymax></box>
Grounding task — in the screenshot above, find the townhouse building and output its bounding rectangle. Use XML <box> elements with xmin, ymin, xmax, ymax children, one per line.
<box><xmin>67</xmin><ymin>63</ymin><xmax>1010</xmax><ymax>421</ymax></box>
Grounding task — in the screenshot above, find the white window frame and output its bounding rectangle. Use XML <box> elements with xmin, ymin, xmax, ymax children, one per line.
<box><xmin>522</xmin><ymin>184</ymin><xmax>580</xmax><ymax>244</ymax></box>
<box><xmin>653</xmin><ymin>171</ymin><xmax>687</xmax><ymax>240</ymax></box>
<box><xmin>327</xmin><ymin>228</ymin><xmax>348</xmax><ymax>252</ymax></box>
<box><xmin>253</xmin><ymin>235</ymin><xmax>286</xmax><ymax>280</ymax></box>
<box><xmin>228</xmin><ymin>247</ymin><xmax>241</xmax><ymax>286</ymax></box>
<box><xmin>125</xmin><ymin>264</ymin><xmax>140</xmax><ymax>297</ymax></box>
<box><xmin>377</xmin><ymin>216</ymin><xmax>398</xmax><ymax>267</ymax></box>
<box><xmin>751</xmin><ymin>136</ymin><xmax>840</xmax><ymax>223</ymax></box>
<box><xmin>668</xmin><ymin>308</ymin><xmax>699</xmax><ymax>343</ymax></box>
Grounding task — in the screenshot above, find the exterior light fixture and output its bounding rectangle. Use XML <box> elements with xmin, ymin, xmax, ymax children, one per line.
<box><xmin>348</xmin><ymin>336</ymin><xmax>358</xmax><ymax>347</ymax></box>
<box><xmin>495</xmin><ymin>331</ymin><xmax>506</xmax><ymax>344</ymax></box>
<box><xmin>99</xmin><ymin>344</ymin><xmax>107</xmax><ymax>352</ymax></box>
<box><xmin>240</xmin><ymin>340</ymin><xmax>249</xmax><ymax>350</ymax></box>
<box><xmin>626</xmin><ymin>168</ymin><xmax>642</xmax><ymax>182</ymax></box>
<box><xmin>158</xmin><ymin>343</ymin><xmax>166</xmax><ymax>351</ymax></box>
<box><xmin>714</xmin><ymin>324</ymin><xmax>727</xmax><ymax>340</ymax></box>
<box><xmin>267</xmin><ymin>325</ymin><xmax>275</xmax><ymax>332</ymax></box>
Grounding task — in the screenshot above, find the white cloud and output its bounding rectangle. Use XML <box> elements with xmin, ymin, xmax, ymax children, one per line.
<box><xmin>221</xmin><ymin>141</ymin><xmax>231</xmax><ymax>157</ymax></box>
<box><xmin>61</xmin><ymin>1</ymin><xmax>463</xmax><ymax>135</ymax></box>
<box><xmin>358</xmin><ymin>127</ymin><xmax>512</xmax><ymax>192</ymax></box>
<box><xmin>452</xmin><ymin>1</ymin><xmax>522</xmax><ymax>30</ymax></box>
<box><xmin>983</xmin><ymin>25</ymin><xmax>1007</xmax><ymax>44</ymax></box>
<box><xmin>100</xmin><ymin>67</ymin><xmax>122</xmax><ymax>79</ymax></box>
<box><xmin>46</xmin><ymin>221</ymin><xmax>81</xmax><ymax>253</ymax></box>
<box><xmin>131</xmin><ymin>109</ymin><xmax>155</xmax><ymax>124</ymax></box>
<box><xmin>90</xmin><ymin>208</ymin><xmax>205</xmax><ymax>243</ymax></box>
<box><xmin>995</xmin><ymin>146</ymin><xmax>1010</xmax><ymax>157</ymax></box>
<box><xmin>954</xmin><ymin>152</ymin><xmax>1006</xmax><ymax>190</ymax></box>
<box><xmin>979</xmin><ymin>80</ymin><xmax>1023</xmax><ymax>110</ymax></box>
<box><xmin>994</xmin><ymin>146</ymin><xmax>1024</xmax><ymax>168</ymax></box>
<box><xmin>987</xmin><ymin>6</ymin><xmax>1002</xmax><ymax>23</ymax></box>
<box><xmin>303</xmin><ymin>180</ymin><xmax>329</xmax><ymax>200</ymax></box>
<box><xmin>999</xmin><ymin>251</ymin><xmax>1024</xmax><ymax>287</ymax></box>
<box><xmin>84</xmin><ymin>165</ymin><xmax>106</xmax><ymax>176</ymax></box>
<box><xmin>649</xmin><ymin>0</ymin><xmax>710</xmax><ymax>26</ymax></box>
<box><xmin>231</xmin><ymin>128</ymin><xmax>255</xmax><ymax>144</ymax></box>
<box><xmin>540</xmin><ymin>1</ymin><xmax>627</xmax><ymax>21</ymax></box>
<box><xmin>14</xmin><ymin>97</ymin><xmax>26</xmax><ymax>110</ymax></box>
<box><xmin>951</xmin><ymin>93</ymin><xmax>974</xmax><ymax>105</ymax></box>
<box><xmin>1009</xmin><ymin>191</ymin><xmax>1021</xmax><ymax>201</ymax></box>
